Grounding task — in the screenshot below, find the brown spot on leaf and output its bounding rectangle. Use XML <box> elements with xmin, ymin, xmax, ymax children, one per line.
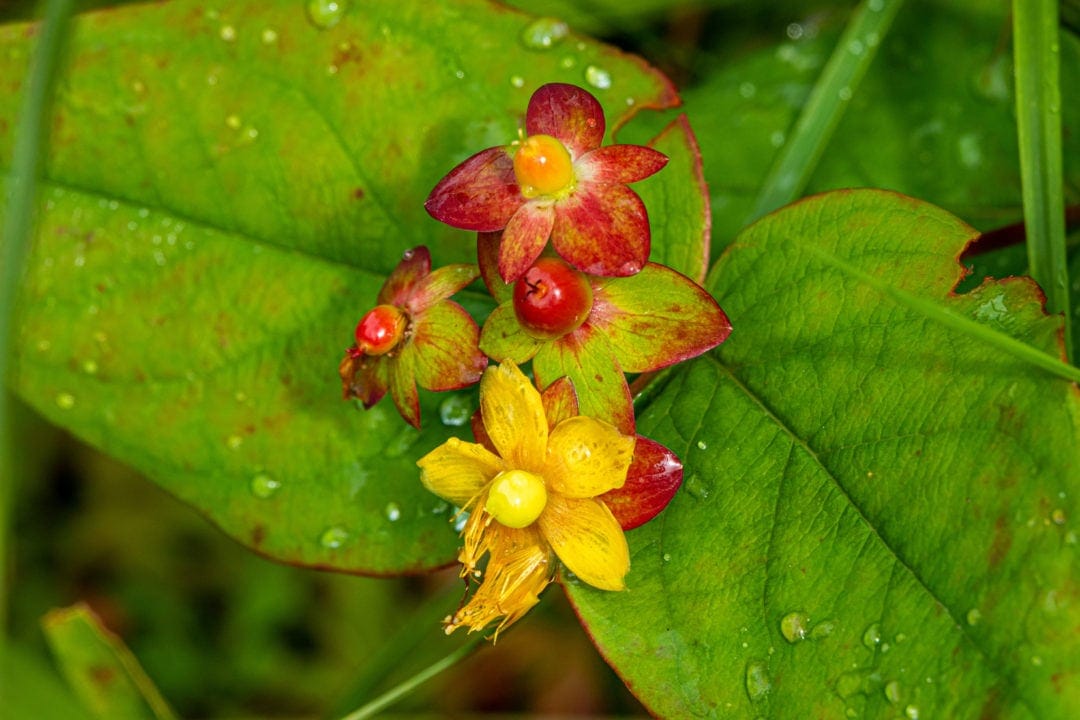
<box><xmin>251</xmin><ymin>524</ymin><xmax>266</xmax><ymax>546</ymax></box>
<box><xmin>88</xmin><ymin>664</ymin><xmax>115</xmax><ymax>686</ymax></box>
<box><xmin>352</xmin><ymin>187</ymin><xmax>365</xmax><ymax>200</ymax></box>
<box><xmin>988</xmin><ymin>514</ymin><xmax>1012</xmax><ymax>567</ymax></box>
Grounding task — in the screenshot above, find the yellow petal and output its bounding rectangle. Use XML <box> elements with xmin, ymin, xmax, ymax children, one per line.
<box><xmin>417</xmin><ymin>438</ymin><xmax>503</xmax><ymax>506</ymax></box>
<box><xmin>479</xmin><ymin>361</ymin><xmax>548</xmax><ymax>471</ymax></box>
<box><xmin>538</xmin><ymin>494</ymin><xmax>629</xmax><ymax>591</ymax></box>
<box><xmin>544</xmin><ymin>416</ymin><xmax>634</xmax><ymax>498</ymax></box>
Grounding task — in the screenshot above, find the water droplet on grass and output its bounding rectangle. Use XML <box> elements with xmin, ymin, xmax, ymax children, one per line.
<box><xmin>55</xmin><ymin>393</ymin><xmax>76</xmax><ymax>410</ymax></box>
<box><xmin>307</xmin><ymin>0</ymin><xmax>346</xmax><ymax>30</ymax></box>
<box><xmin>585</xmin><ymin>65</ymin><xmax>611</xmax><ymax>90</ymax></box>
<box><xmin>385</xmin><ymin>502</ymin><xmax>401</xmax><ymax>521</ymax></box>
<box><xmin>696</xmin><ymin>440</ymin><xmax>708</xmax><ymax>450</ymax></box>
<box><xmin>320</xmin><ymin>525</ymin><xmax>349</xmax><ymax>548</ymax></box>
<box><xmin>251</xmin><ymin>474</ymin><xmax>281</xmax><ymax>498</ymax></box>
<box><xmin>520</xmin><ymin>17</ymin><xmax>568</xmax><ymax>49</ymax></box>
<box><xmin>780</xmin><ymin>611</ymin><xmax>810</xmax><ymax>643</ymax></box>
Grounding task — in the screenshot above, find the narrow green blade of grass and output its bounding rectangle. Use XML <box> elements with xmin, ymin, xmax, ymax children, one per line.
<box><xmin>746</xmin><ymin>0</ymin><xmax>903</xmax><ymax>223</ymax></box>
<box><xmin>1013</xmin><ymin>0</ymin><xmax>1071</xmax><ymax>360</ymax></box>
<box><xmin>0</xmin><ymin>0</ymin><xmax>74</xmax><ymax>634</ymax></box>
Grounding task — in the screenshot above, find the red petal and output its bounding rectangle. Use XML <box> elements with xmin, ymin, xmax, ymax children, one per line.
<box><xmin>477</xmin><ymin>232</ymin><xmax>513</xmax><ymax>303</ymax></box>
<box><xmin>407</xmin><ymin>263</ymin><xmax>480</xmax><ymax>314</ymax></box>
<box><xmin>552</xmin><ymin>184</ymin><xmax>650</xmax><ymax>277</ymax></box>
<box><xmin>339</xmin><ymin>352</ymin><xmax>389</xmax><ymax>408</ymax></box>
<box><xmin>575</xmin><ymin>145</ymin><xmax>668</xmax><ymax>185</ymax></box>
<box><xmin>525</xmin><ymin>83</ymin><xmax>605</xmax><ymax>159</ymax></box>
<box><xmin>540</xmin><ymin>376</ymin><xmax>579</xmax><ymax>431</ymax></box>
<box><xmin>424</xmin><ymin>147</ymin><xmax>522</xmax><ymax>231</ymax></box>
<box><xmin>498</xmin><ymin>202</ymin><xmax>555</xmax><ymax>283</ymax></box>
<box><xmin>378</xmin><ymin>246</ymin><xmax>431</xmax><ymax>306</ymax></box>
<box><xmin>470</xmin><ymin>408</ymin><xmax>497</xmax><ymax>454</ymax></box>
<box><xmin>600</xmin><ymin>436</ymin><xmax>682</xmax><ymax>531</ymax></box>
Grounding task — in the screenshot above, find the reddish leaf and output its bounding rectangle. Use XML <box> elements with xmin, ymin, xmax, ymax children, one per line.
<box><xmin>600</xmin><ymin>436</ymin><xmax>683</xmax><ymax>531</ymax></box>
<box><xmin>424</xmin><ymin>146</ymin><xmax>520</xmax><ymax>231</ymax></box>
<box><xmin>541</xmin><ymin>376</ymin><xmax>580</xmax><ymax>431</ymax></box>
<box><xmin>409</xmin><ymin>302</ymin><xmax>487</xmax><ymax>391</ymax></box>
<box><xmin>499</xmin><ymin>201</ymin><xmax>556</xmax><ymax>283</ymax></box>
<box><xmin>552</xmin><ymin>183</ymin><xmax>650</xmax><ymax>277</ymax></box>
<box><xmin>408</xmin><ymin>263</ymin><xmax>480</xmax><ymax>313</ymax></box>
<box><xmin>577</xmin><ymin>145</ymin><xmax>669</xmax><ymax>184</ymax></box>
<box><xmin>378</xmin><ymin>246</ymin><xmax>431</xmax><ymax>307</ymax></box>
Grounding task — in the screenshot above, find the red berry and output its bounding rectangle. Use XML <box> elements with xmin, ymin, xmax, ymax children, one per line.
<box><xmin>355</xmin><ymin>304</ymin><xmax>407</xmax><ymax>355</ymax></box>
<box><xmin>513</xmin><ymin>257</ymin><xmax>593</xmax><ymax>340</ymax></box>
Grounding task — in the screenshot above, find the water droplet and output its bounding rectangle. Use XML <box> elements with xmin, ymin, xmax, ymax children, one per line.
<box><xmin>261</xmin><ymin>28</ymin><xmax>278</xmax><ymax>44</ymax></box>
<box><xmin>786</xmin><ymin>23</ymin><xmax>804</xmax><ymax>40</ymax></box>
<box><xmin>696</xmin><ymin>440</ymin><xmax>708</xmax><ymax>450</ymax></box>
<box><xmin>662</xmin><ymin>552</ymin><xmax>672</xmax><ymax>562</ymax></box>
<box><xmin>251</xmin><ymin>473</ymin><xmax>281</xmax><ymax>498</ymax></box>
<box><xmin>81</xmin><ymin>359</ymin><xmax>99</xmax><ymax>375</ymax></box>
<box><xmin>520</xmin><ymin>17</ymin><xmax>568</xmax><ymax>50</ymax></box>
<box><xmin>884</xmin><ymin>680</ymin><xmax>901</xmax><ymax>703</ymax></box>
<box><xmin>385</xmin><ymin>502</ymin><xmax>401</xmax><ymax>522</ymax></box>
<box><xmin>745</xmin><ymin>661</ymin><xmax>771</xmax><ymax>701</ymax></box>
<box><xmin>868</xmin><ymin>0</ymin><xmax>884</xmax><ymax>10</ymax></box>
<box><xmin>810</xmin><ymin>620</ymin><xmax>835</xmax><ymax>639</ymax></box>
<box><xmin>848</xmin><ymin>39</ymin><xmax>864</xmax><ymax>55</ymax></box>
<box><xmin>835</xmin><ymin>670</ymin><xmax>865</xmax><ymax>698</ymax></box>
<box><xmin>36</xmin><ymin>339</ymin><xmax>51</xmax><ymax>352</ymax></box>
<box><xmin>510</xmin><ymin>75</ymin><xmax>525</xmax><ymax>88</ymax></box>
<box><xmin>1051</xmin><ymin>508</ymin><xmax>1066</xmax><ymax>525</ymax></box>
<box><xmin>55</xmin><ymin>393</ymin><xmax>76</xmax><ymax>410</ymax></box>
<box><xmin>838</xmin><ymin>86</ymin><xmax>853</xmax><ymax>101</ymax></box>
<box><xmin>226</xmin><ymin>434</ymin><xmax>244</xmax><ymax>450</ymax></box>
<box><xmin>683</xmin><ymin>473</ymin><xmax>710</xmax><ymax>500</ymax></box>
<box><xmin>438</xmin><ymin>394</ymin><xmax>473</xmax><ymax>427</ymax></box>
<box><xmin>453</xmin><ymin>508</ymin><xmax>469</xmax><ymax>532</ymax></box>
<box><xmin>780</xmin><ymin>611</ymin><xmax>810</xmax><ymax>643</ymax></box>
<box><xmin>307</xmin><ymin>0</ymin><xmax>347</xmax><ymax>30</ymax></box>
<box><xmin>905</xmin><ymin>705</ymin><xmax>920</xmax><ymax>719</ymax></box>
<box><xmin>865</xmin><ymin>31</ymin><xmax>880</xmax><ymax>47</ymax></box>
<box><xmin>770</xmin><ymin>130</ymin><xmax>786</xmax><ymax>147</ymax></box>
<box><xmin>431</xmin><ymin>501</ymin><xmax>449</xmax><ymax>515</ymax></box>
<box><xmin>319</xmin><ymin>525</ymin><xmax>350</xmax><ymax>549</ymax></box>
<box><xmin>226</xmin><ymin>114</ymin><xmax>242</xmax><ymax>129</ymax></box>
<box><xmin>739</xmin><ymin>81</ymin><xmax>757</xmax><ymax>98</ymax></box>
<box><xmin>584</xmin><ymin>65</ymin><xmax>611</xmax><ymax>90</ymax></box>
<box><xmin>862</xmin><ymin>623</ymin><xmax>882</xmax><ymax>649</ymax></box>
<box><xmin>219</xmin><ymin>25</ymin><xmax>236</xmax><ymax>42</ymax></box>
<box><xmin>1031</xmin><ymin>655</ymin><xmax>1043</xmax><ymax>666</ymax></box>
<box><xmin>559</xmin><ymin>55</ymin><xmax>576</xmax><ymax>69</ymax></box>
<box><xmin>895</xmin><ymin>632</ymin><xmax>908</xmax><ymax>644</ymax></box>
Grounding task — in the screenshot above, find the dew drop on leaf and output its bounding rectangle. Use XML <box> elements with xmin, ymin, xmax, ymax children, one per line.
<box><xmin>319</xmin><ymin>525</ymin><xmax>349</xmax><ymax>549</ymax></box>
<box><xmin>261</xmin><ymin>28</ymin><xmax>278</xmax><ymax>44</ymax></box>
<box><xmin>520</xmin><ymin>17</ymin><xmax>568</xmax><ymax>50</ymax></box>
<box><xmin>250</xmin><ymin>474</ymin><xmax>281</xmax><ymax>499</ymax></box>
<box><xmin>584</xmin><ymin>65</ymin><xmax>612</xmax><ymax>90</ymax></box>
<box><xmin>81</xmin><ymin>360</ymin><xmax>98</xmax><ymax>375</ymax></box>
<box><xmin>780</xmin><ymin>611</ymin><xmax>809</xmax><ymax>643</ymax></box>
<box><xmin>55</xmin><ymin>393</ymin><xmax>75</xmax><ymax>410</ymax></box>
<box><xmin>385</xmin><ymin>502</ymin><xmax>401</xmax><ymax>522</ymax></box>
<box><xmin>862</xmin><ymin>622</ymin><xmax>882</xmax><ymax>649</ymax></box>
<box><xmin>884</xmin><ymin>680</ymin><xmax>901</xmax><ymax>704</ymax></box>
<box><xmin>306</xmin><ymin>0</ymin><xmax>347</xmax><ymax>30</ymax></box>
<box><xmin>438</xmin><ymin>394</ymin><xmax>472</xmax><ymax>427</ymax></box>
<box><xmin>744</xmin><ymin>660</ymin><xmax>771</xmax><ymax>701</ymax></box>
<box><xmin>905</xmin><ymin>705</ymin><xmax>920</xmax><ymax>719</ymax></box>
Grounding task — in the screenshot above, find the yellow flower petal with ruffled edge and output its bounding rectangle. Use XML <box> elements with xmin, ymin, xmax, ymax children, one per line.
<box><xmin>544</xmin><ymin>416</ymin><xmax>634</xmax><ymax>498</ymax></box>
<box><xmin>417</xmin><ymin>437</ymin><xmax>504</xmax><ymax>507</ymax></box>
<box><xmin>480</xmin><ymin>361</ymin><xmax>548</xmax><ymax>471</ymax></box>
<box><xmin>538</xmin><ymin>494</ymin><xmax>629</xmax><ymax>591</ymax></box>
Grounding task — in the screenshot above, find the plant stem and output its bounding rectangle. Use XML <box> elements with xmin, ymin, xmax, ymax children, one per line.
<box><xmin>806</xmin><ymin>245</ymin><xmax>1080</xmax><ymax>385</ymax></box>
<box><xmin>0</xmin><ymin>0</ymin><xmax>74</xmax><ymax>636</ymax></box>
<box><xmin>337</xmin><ymin>635</ymin><xmax>484</xmax><ymax>720</ymax></box>
<box><xmin>1012</xmin><ymin>0</ymin><xmax>1071</xmax><ymax>361</ymax></box>
<box><xmin>746</xmin><ymin>0</ymin><xmax>904</xmax><ymax>224</ymax></box>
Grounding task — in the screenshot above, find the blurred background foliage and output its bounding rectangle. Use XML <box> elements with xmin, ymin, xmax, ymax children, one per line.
<box><xmin>3</xmin><ymin>0</ymin><xmax>1078</xmax><ymax>716</ymax></box>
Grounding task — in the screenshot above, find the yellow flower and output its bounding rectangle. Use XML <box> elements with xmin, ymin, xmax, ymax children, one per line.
<box><xmin>417</xmin><ymin>361</ymin><xmax>634</xmax><ymax>636</ymax></box>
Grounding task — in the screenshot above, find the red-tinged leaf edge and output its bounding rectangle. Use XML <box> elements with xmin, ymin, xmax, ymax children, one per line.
<box><xmin>408</xmin><ymin>262</ymin><xmax>480</xmax><ymax>314</ymax></box>
<box><xmin>541</xmin><ymin>375</ymin><xmax>580</xmax><ymax>430</ymax></box>
<box><xmin>378</xmin><ymin>246</ymin><xmax>431</xmax><ymax>306</ymax></box>
<box><xmin>649</xmin><ymin>114</ymin><xmax>711</xmax><ymax>284</ymax></box>
<box><xmin>424</xmin><ymin>146</ymin><xmax>521</xmax><ymax>231</ymax></box>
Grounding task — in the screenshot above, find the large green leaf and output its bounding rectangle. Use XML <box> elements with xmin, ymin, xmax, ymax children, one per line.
<box><xmin>0</xmin><ymin>0</ymin><xmax>704</xmax><ymax>573</ymax></box>
<box><xmin>568</xmin><ymin>190</ymin><xmax>1079</xmax><ymax>719</ymax></box>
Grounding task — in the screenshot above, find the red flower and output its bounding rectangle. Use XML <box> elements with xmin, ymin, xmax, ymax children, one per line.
<box><xmin>339</xmin><ymin>247</ymin><xmax>487</xmax><ymax>429</ymax></box>
<box><xmin>425</xmin><ymin>83</ymin><xmax>668</xmax><ymax>283</ymax></box>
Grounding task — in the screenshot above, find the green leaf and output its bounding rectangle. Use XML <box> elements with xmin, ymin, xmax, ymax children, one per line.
<box><xmin>568</xmin><ymin>190</ymin><xmax>1079</xmax><ymax>719</ymax></box>
<box><xmin>0</xmin><ymin>0</ymin><xmax>700</xmax><ymax>574</ymax></box>
<box><xmin>42</xmin><ymin>604</ymin><xmax>177</xmax><ymax>720</ymax></box>
<box><xmin>1</xmin><ymin>642</ymin><xmax>94</xmax><ymax>720</ymax></box>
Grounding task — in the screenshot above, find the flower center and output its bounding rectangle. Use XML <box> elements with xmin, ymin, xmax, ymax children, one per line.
<box><xmin>513</xmin><ymin>134</ymin><xmax>574</xmax><ymax>198</ymax></box>
<box><xmin>354</xmin><ymin>304</ymin><xmax>407</xmax><ymax>355</ymax></box>
<box><xmin>513</xmin><ymin>257</ymin><xmax>593</xmax><ymax>340</ymax></box>
<box><xmin>485</xmin><ymin>469</ymin><xmax>547</xmax><ymax>529</ymax></box>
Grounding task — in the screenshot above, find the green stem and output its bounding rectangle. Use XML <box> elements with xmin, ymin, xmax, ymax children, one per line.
<box><xmin>0</xmin><ymin>0</ymin><xmax>75</xmax><ymax>635</ymax></box>
<box><xmin>806</xmin><ymin>245</ymin><xmax>1080</xmax><ymax>385</ymax></box>
<box><xmin>746</xmin><ymin>0</ymin><xmax>904</xmax><ymax>224</ymax></box>
<box><xmin>337</xmin><ymin>635</ymin><xmax>484</xmax><ymax>720</ymax></box>
<box><xmin>1012</xmin><ymin>0</ymin><xmax>1071</xmax><ymax>360</ymax></box>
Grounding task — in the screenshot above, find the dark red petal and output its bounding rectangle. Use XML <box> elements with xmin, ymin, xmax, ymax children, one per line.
<box><xmin>575</xmin><ymin>145</ymin><xmax>669</xmax><ymax>184</ymax></box>
<box><xmin>470</xmin><ymin>408</ymin><xmax>497</xmax><ymax>454</ymax></box>
<box><xmin>424</xmin><ymin>147</ymin><xmax>522</xmax><ymax>231</ymax></box>
<box><xmin>552</xmin><ymin>184</ymin><xmax>650</xmax><ymax>277</ymax></box>
<box><xmin>339</xmin><ymin>352</ymin><xmax>389</xmax><ymax>409</ymax></box>
<box><xmin>540</xmin><ymin>376</ymin><xmax>579</xmax><ymax>431</ymax></box>
<box><xmin>525</xmin><ymin>83</ymin><xmax>605</xmax><ymax>159</ymax></box>
<box><xmin>498</xmin><ymin>202</ymin><xmax>555</xmax><ymax>283</ymax></box>
<box><xmin>378</xmin><ymin>246</ymin><xmax>431</xmax><ymax>306</ymax></box>
<box><xmin>477</xmin><ymin>231</ymin><xmax>513</xmax><ymax>303</ymax></box>
<box><xmin>600</xmin><ymin>436</ymin><xmax>682</xmax><ymax>531</ymax></box>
